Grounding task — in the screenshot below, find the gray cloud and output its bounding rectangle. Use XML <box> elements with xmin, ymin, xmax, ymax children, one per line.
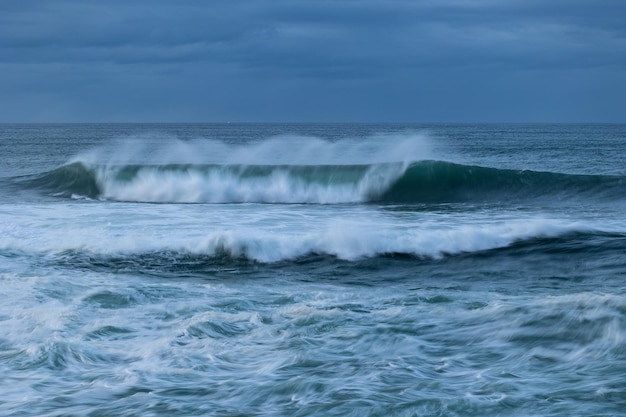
<box><xmin>1</xmin><ymin>0</ymin><xmax>624</xmax><ymax>122</ymax></box>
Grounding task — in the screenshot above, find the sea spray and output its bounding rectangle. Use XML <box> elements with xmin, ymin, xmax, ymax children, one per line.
<box><xmin>70</xmin><ymin>131</ymin><xmax>436</xmax><ymax>166</ymax></box>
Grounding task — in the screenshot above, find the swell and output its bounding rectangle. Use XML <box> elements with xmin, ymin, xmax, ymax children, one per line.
<box><xmin>15</xmin><ymin>161</ymin><xmax>626</xmax><ymax>204</ymax></box>
<box><xmin>381</xmin><ymin>161</ymin><xmax>626</xmax><ymax>203</ymax></box>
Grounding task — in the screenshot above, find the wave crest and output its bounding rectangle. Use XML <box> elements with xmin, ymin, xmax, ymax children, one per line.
<box><xmin>2</xmin><ymin>217</ymin><xmax>595</xmax><ymax>263</ymax></box>
<box><xmin>17</xmin><ymin>161</ymin><xmax>626</xmax><ymax>204</ymax></box>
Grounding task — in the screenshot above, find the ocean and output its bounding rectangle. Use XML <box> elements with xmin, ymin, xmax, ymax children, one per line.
<box><xmin>1</xmin><ymin>123</ymin><xmax>625</xmax><ymax>416</ymax></box>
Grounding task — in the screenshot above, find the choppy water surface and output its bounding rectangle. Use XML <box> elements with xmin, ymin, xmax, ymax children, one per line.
<box><xmin>1</xmin><ymin>124</ymin><xmax>625</xmax><ymax>416</ymax></box>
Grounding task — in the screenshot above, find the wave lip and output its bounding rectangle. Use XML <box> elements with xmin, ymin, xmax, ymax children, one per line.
<box><xmin>16</xmin><ymin>161</ymin><xmax>626</xmax><ymax>204</ymax></box>
<box><xmin>18</xmin><ymin>162</ymin><xmax>101</xmax><ymax>199</ymax></box>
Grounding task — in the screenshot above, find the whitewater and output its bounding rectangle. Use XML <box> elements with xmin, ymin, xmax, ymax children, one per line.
<box><xmin>1</xmin><ymin>123</ymin><xmax>625</xmax><ymax>416</ymax></box>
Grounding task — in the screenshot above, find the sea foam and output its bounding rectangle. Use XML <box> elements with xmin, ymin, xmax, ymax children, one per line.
<box><xmin>0</xmin><ymin>205</ymin><xmax>587</xmax><ymax>262</ymax></box>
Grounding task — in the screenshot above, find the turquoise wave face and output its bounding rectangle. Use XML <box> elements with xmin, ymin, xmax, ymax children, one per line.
<box><xmin>381</xmin><ymin>161</ymin><xmax>626</xmax><ymax>203</ymax></box>
<box><xmin>17</xmin><ymin>160</ymin><xmax>626</xmax><ymax>204</ymax></box>
<box><xmin>18</xmin><ymin>162</ymin><xmax>101</xmax><ymax>198</ymax></box>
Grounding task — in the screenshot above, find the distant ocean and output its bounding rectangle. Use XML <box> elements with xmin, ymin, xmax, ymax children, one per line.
<box><xmin>1</xmin><ymin>123</ymin><xmax>625</xmax><ymax>416</ymax></box>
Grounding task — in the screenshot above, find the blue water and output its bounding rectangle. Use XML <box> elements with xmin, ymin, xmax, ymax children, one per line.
<box><xmin>1</xmin><ymin>124</ymin><xmax>625</xmax><ymax>416</ymax></box>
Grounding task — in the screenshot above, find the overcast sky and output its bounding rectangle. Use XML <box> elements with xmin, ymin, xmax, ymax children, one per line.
<box><xmin>1</xmin><ymin>0</ymin><xmax>625</xmax><ymax>123</ymax></box>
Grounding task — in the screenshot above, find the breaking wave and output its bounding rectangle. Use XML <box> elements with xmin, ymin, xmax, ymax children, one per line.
<box><xmin>17</xmin><ymin>161</ymin><xmax>626</xmax><ymax>204</ymax></box>
<box><xmin>3</xmin><ymin>224</ymin><xmax>624</xmax><ymax>270</ymax></box>
<box><xmin>0</xmin><ymin>207</ymin><xmax>612</xmax><ymax>264</ymax></box>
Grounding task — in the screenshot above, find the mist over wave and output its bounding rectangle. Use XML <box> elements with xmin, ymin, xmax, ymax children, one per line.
<box><xmin>14</xmin><ymin>132</ymin><xmax>626</xmax><ymax>204</ymax></box>
<box><xmin>18</xmin><ymin>133</ymin><xmax>423</xmax><ymax>203</ymax></box>
<box><xmin>72</xmin><ymin>131</ymin><xmax>435</xmax><ymax>166</ymax></box>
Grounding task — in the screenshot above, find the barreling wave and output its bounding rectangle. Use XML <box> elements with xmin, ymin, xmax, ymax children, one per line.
<box><xmin>17</xmin><ymin>160</ymin><xmax>626</xmax><ymax>204</ymax></box>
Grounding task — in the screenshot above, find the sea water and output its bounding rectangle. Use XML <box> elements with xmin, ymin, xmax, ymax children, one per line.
<box><xmin>1</xmin><ymin>123</ymin><xmax>625</xmax><ymax>416</ymax></box>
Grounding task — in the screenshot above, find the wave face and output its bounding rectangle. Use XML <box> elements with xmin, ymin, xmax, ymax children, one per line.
<box><xmin>19</xmin><ymin>160</ymin><xmax>626</xmax><ymax>204</ymax></box>
<box><xmin>381</xmin><ymin>161</ymin><xmax>626</xmax><ymax>203</ymax></box>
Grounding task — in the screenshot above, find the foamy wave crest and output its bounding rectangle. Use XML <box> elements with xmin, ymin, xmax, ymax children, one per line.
<box><xmin>194</xmin><ymin>220</ymin><xmax>581</xmax><ymax>262</ymax></box>
<box><xmin>1</xmin><ymin>216</ymin><xmax>586</xmax><ymax>263</ymax></box>
<box><xmin>94</xmin><ymin>163</ymin><xmax>407</xmax><ymax>204</ymax></box>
